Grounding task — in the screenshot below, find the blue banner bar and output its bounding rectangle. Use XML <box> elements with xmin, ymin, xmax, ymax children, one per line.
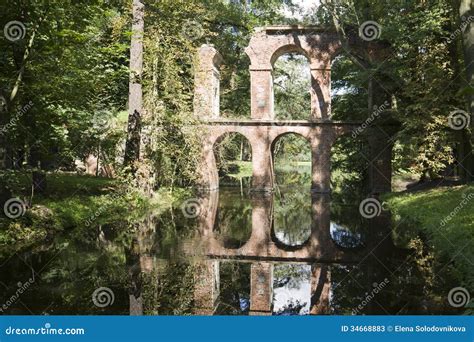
<box><xmin>0</xmin><ymin>316</ymin><xmax>472</xmax><ymax>342</ymax></box>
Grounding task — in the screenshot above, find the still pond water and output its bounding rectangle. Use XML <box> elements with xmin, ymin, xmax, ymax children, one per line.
<box><xmin>0</xmin><ymin>170</ymin><xmax>456</xmax><ymax>315</ymax></box>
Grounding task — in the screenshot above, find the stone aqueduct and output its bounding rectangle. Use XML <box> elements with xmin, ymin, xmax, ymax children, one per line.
<box><xmin>183</xmin><ymin>26</ymin><xmax>397</xmax><ymax>315</ymax></box>
<box><xmin>194</xmin><ymin>25</ymin><xmax>395</xmax><ymax>193</ymax></box>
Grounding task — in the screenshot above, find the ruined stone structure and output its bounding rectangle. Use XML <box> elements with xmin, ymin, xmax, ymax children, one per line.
<box><xmin>194</xmin><ymin>26</ymin><xmax>395</xmax><ymax>193</ymax></box>
<box><xmin>189</xmin><ymin>26</ymin><xmax>397</xmax><ymax>315</ymax></box>
<box><xmin>186</xmin><ymin>191</ymin><xmax>394</xmax><ymax>315</ymax></box>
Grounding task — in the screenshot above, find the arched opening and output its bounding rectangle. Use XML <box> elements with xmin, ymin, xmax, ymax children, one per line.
<box><xmin>213</xmin><ymin>132</ymin><xmax>252</xmax><ymax>188</ymax></box>
<box><xmin>216</xmin><ymin>262</ymin><xmax>251</xmax><ymax>315</ymax></box>
<box><xmin>213</xmin><ymin>132</ymin><xmax>253</xmax><ymax>248</ymax></box>
<box><xmin>273</xmin><ymin>263</ymin><xmax>311</xmax><ymax>315</ymax></box>
<box><xmin>220</xmin><ymin>44</ymin><xmax>251</xmax><ymax>119</ymax></box>
<box><xmin>329</xmin><ymin>134</ymin><xmax>370</xmax><ymax>249</ymax></box>
<box><xmin>273</xmin><ymin>52</ymin><xmax>311</xmax><ymax>121</ymax></box>
<box><xmin>330</xmin><ymin>52</ymin><xmax>367</xmax><ymax>121</ymax></box>
<box><xmin>271</xmin><ymin>133</ymin><xmax>312</xmax><ymax>246</ymax></box>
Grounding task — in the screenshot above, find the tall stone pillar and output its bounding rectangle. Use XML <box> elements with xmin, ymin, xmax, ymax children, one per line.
<box><xmin>198</xmin><ymin>133</ymin><xmax>219</xmax><ymax>190</ymax></box>
<box><xmin>310</xmin><ymin>68</ymin><xmax>331</xmax><ymax>120</ymax></box>
<box><xmin>309</xmin><ymin>193</ymin><xmax>336</xmax><ymax>260</ymax></box>
<box><xmin>311</xmin><ymin>130</ymin><xmax>333</xmax><ymax>194</ymax></box>
<box><xmin>250</xmin><ymin>69</ymin><xmax>274</xmax><ymax>120</ymax></box>
<box><xmin>194</xmin><ymin>45</ymin><xmax>223</xmax><ymax>119</ymax></box>
<box><xmin>250</xmin><ymin>262</ymin><xmax>273</xmax><ymax>315</ymax></box>
<box><xmin>251</xmin><ymin>129</ymin><xmax>274</xmax><ymax>191</ymax></box>
<box><xmin>194</xmin><ymin>260</ymin><xmax>220</xmax><ymax>315</ymax></box>
<box><xmin>246</xmin><ymin>193</ymin><xmax>272</xmax><ymax>254</ymax></box>
<box><xmin>310</xmin><ymin>264</ymin><xmax>331</xmax><ymax>314</ymax></box>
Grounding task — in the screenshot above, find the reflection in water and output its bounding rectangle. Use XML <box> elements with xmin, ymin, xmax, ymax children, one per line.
<box><xmin>330</xmin><ymin>222</ymin><xmax>363</xmax><ymax>249</ymax></box>
<box><xmin>273</xmin><ymin>264</ymin><xmax>311</xmax><ymax>315</ymax></box>
<box><xmin>0</xmin><ymin>172</ymin><xmax>453</xmax><ymax>316</ymax></box>
<box><xmin>273</xmin><ymin>188</ymin><xmax>311</xmax><ymax>247</ymax></box>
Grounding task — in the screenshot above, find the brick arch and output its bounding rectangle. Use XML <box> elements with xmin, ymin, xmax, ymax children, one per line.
<box><xmin>270</xmin><ymin>44</ymin><xmax>311</xmax><ymax>67</ymax></box>
<box><xmin>270</xmin><ymin>214</ymin><xmax>312</xmax><ymax>251</ymax></box>
<box><xmin>208</xmin><ymin>128</ymin><xmax>255</xmax><ymax>147</ymax></box>
<box><xmin>205</xmin><ymin>129</ymin><xmax>255</xmax><ymax>189</ymax></box>
<box><xmin>194</xmin><ymin>26</ymin><xmax>395</xmax><ymax>194</ymax></box>
<box><xmin>270</xmin><ymin>130</ymin><xmax>312</xmax><ymax>148</ymax></box>
<box><xmin>245</xmin><ymin>27</ymin><xmax>342</xmax><ymax>70</ymax></box>
<box><xmin>270</xmin><ymin>131</ymin><xmax>312</xmax><ymax>173</ymax></box>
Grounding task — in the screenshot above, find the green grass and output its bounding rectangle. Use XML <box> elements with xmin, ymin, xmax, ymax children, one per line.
<box><xmin>383</xmin><ymin>184</ymin><xmax>474</xmax><ymax>292</ymax></box>
<box><xmin>0</xmin><ymin>172</ymin><xmax>152</xmax><ymax>257</ymax></box>
<box><xmin>227</xmin><ymin>161</ymin><xmax>253</xmax><ymax>178</ymax></box>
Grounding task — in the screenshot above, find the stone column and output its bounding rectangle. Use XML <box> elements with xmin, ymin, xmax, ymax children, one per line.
<box><xmin>194</xmin><ymin>260</ymin><xmax>220</xmax><ymax>315</ymax></box>
<box><xmin>310</xmin><ymin>264</ymin><xmax>331</xmax><ymax>314</ymax></box>
<box><xmin>310</xmin><ymin>68</ymin><xmax>331</xmax><ymax>120</ymax></box>
<box><xmin>311</xmin><ymin>130</ymin><xmax>332</xmax><ymax>194</ymax></box>
<box><xmin>309</xmin><ymin>193</ymin><xmax>335</xmax><ymax>260</ymax></box>
<box><xmin>198</xmin><ymin>132</ymin><xmax>220</xmax><ymax>190</ymax></box>
<box><xmin>251</xmin><ymin>129</ymin><xmax>274</xmax><ymax>191</ymax></box>
<box><xmin>250</xmin><ymin>262</ymin><xmax>273</xmax><ymax>315</ymax></box>
<box><xmin>244</xmin><ymin>193</ymin><xmax>272</xmax><ymax>255</ymax></box>
<box><xmin>194</xmin><ymin>45</ymin><xmax>223</xmax><ymax>119</ymax></box>
<box><xmin>250</xmin><ymin>68</ymin><xmax>274</xmax><ymax>120</ymax></box>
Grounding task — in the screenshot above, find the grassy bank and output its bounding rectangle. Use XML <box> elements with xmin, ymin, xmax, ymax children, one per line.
<box><xmin>0</xmin><ymin>172</ymin><xmax>181</xmax><ymax>258</ymax></box>
<box><xmin>384</xmin><ymin>184</ymin><xmax>474</xmax><ymax>303</ymax></box>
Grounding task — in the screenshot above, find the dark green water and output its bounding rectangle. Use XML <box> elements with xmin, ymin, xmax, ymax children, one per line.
<box><xmin>0</xmin><ymin>172</ymin><xmax>459</xmax><ymax>315</ymax></box>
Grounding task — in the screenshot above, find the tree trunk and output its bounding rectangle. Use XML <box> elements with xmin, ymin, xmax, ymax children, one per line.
<box><xmin>30</xmin><ymin>144</ymin><xmax>46</xmax><ymax>195</ymax></box>
<box><xmin>124</xmin><ymin>0</ymin><xmax>145</xmax><ymax>171</ymax></box>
